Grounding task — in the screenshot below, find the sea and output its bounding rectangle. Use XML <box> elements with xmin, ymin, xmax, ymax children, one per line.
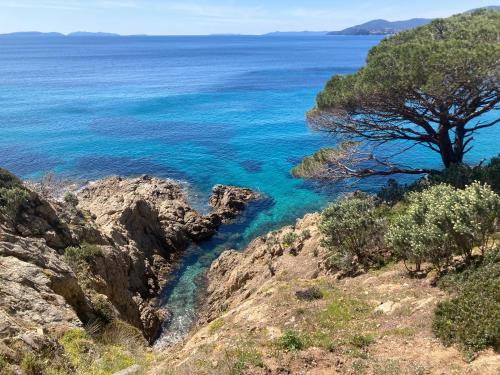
<box><xmin>0</xmin><ymin>34</ymin><xmax>497</xmax><ymax>345</ymax></box>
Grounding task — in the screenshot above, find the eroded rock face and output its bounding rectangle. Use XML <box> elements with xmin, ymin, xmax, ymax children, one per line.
<box><xmin>0</xmin><ymin>172</ymin><xmax>260</xmax><ymax>358</ymax></box>
<box><xmin>209</xmin><ymin>184</ymin><xmax>261</xmax><ymax>223</ymax></box>
<box><xmin>75</xmin><ymin>175</ymin><xmax>222</xmax><ymax>341</ymax></box>
<box><xmin>197</xmin><ymin>213</ymin><xmax>325</xmax><ymax>323</ymax></box>
<box><xmin>0</xmin><ymin>228</ymin><xmax>94</xmax><ymax>361</ymax></box>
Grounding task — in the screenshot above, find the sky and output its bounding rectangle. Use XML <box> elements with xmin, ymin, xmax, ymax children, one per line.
<box><xmin>0</xmin><ymin>0</ymin><xmax>497</xmax><ymax>35</ymax></box>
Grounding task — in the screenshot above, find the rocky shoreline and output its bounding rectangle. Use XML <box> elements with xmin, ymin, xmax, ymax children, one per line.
<box><xmin>0</xmin><ymin>169</ymin><xmax>261</xmax><ymax>361</ymax></box>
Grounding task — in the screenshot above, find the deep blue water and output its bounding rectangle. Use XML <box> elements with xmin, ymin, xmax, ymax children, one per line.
<box><xmin>1</xmin><ymin>35</ymin><xmax>498</xmax><ymax>345</ymax></box>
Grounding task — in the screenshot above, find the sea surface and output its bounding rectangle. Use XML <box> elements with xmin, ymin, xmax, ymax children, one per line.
<box><xmin>0</xmin><ymin>35</ymin><xmax>498</xmax><ymax>345</ymax></box>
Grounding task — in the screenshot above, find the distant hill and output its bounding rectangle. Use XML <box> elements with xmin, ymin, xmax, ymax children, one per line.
<box><xmin>263</xmin><ymin>31</ymin><xmax>328</xmax><ymax>37</ymax></box>
<box><xmin>328</xmin><ymin>18</ymin><xmax>431</xmax><ymax>35</ymax></box>
<box><xmin>68</xmin><ymin>32</ymin><xmax>120</xmax><ymax>37</ymax></box>
<box><xmin>0</xmin><ymin>31</ymin><xmax>64</xmax><ymax>38</ymax></box>
<box><xmin>328</xmin><ymin>5</ymin><xmax>500</xmax><ymax>36</ymax></box>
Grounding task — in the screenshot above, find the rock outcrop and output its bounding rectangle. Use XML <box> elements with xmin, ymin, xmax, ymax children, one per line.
<box><xmin>75</xmin><ymin>175</ymin><xmax>222</xmax><ymax>341</ymax></box>
<box><xmin>0</xmin><ymin>170</ymin><xmax>260</xmax><ymax>359</ymax></box>
<box><xmin>208</xmin><ymin>184</ymin><xmax>261</xmax><ymax>223</ymax></box>
<box><xmin>0</xmin><ymin>227</ymin><xmax>94</xmax><ymax>362</ymax></box>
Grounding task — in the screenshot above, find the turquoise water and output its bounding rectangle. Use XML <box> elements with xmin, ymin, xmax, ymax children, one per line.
<box><xmin>0</xmin><ymin>35</ymin><xmax>498</xmax><ymax>345</ymax></box>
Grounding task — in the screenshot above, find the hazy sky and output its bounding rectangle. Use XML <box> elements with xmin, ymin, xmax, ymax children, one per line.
<box><xmin>0</xmin><ymin>0</ymin><xmax>496</xmax><ymax>35</ymax></box>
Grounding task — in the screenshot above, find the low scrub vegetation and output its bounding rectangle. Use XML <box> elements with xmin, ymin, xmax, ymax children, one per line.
<box><xmin>65</xmin><ymin>243</ymin><xmax>103</xmax><ymax>271</ymax></box>
<box><xmin>0</xmin><ymin>168</ymin><xmax>30</xmax><ymax>223</ymax></box>
<box><xmin>433</xmin><ymin>247</ymin><xmax>500</xmax><ymax>356</ymax></box>
<box><xmin>276</xmin><ymin>330</ymin><xmax>305</xmax><ymax>352</ymax></box>
<box><xmin>386</xmin><ymin>182</ymin><xmax>500</xmax><ymax>273</ymax></box>
<box><xmin>320</xmin><ymin>192</ymin><xmax>386</xmax><ymax>274</ymax></box>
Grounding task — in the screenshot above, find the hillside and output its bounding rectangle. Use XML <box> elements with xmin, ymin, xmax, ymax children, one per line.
<box><xmin>328</xmin><ymin>18</ymin><xmax>430</xmax><ymax>35</ymax></box>
<box><xmin>328</xmin><ymin>6</ymin><xmax>500</xmax><ymax>35</ymax></box>
<box><xmin>150</xmin><ymin>213</ymin><xmax>499</xmax><ymax>374</ymax></box>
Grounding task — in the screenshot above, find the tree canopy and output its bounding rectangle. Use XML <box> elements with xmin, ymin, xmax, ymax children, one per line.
<box><xmin>294</xmin><ymin>10</ymin><xmax>499</xmax><ymax>180</ymax></box>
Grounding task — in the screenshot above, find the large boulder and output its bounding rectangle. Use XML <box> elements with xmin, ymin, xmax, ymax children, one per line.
<box><xmin>209</xmin><ymin>185</ymin><xmax>261</xmax><ymax>223</ymax></box>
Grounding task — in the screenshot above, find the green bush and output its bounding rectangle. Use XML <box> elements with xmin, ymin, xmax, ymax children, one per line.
<box><xmin>433</xmin><ymin>247</ymin><xmax>500</xmax><ymax>355</ymax></box>
<box><xmin>377</xmin><ymin>179</ymin><xmax>407</xmax><ymax>205</ymax></box>
<box><xmin>0</xmin><ymin>186</ymin><xmax>30</xmax><ymax>222</ymax></box>
<box><xmin>20</xmin><ymin>353</ymin><xmax>45</xmax><ymax>375</ymax></box>
<box><xmin>320</xmin><ymin>193</ymin><xmax>385</xmax><ymax>273</ymax></box>
<box><xmin>277</xmin><ymin>330</ymin><xmax>304</xmax><ymax>351</ymax></box>
<box><xmin>295</xmin><ymin>286</ymin><xmax>323</xmax><ymax>301</ymax></box>
<box><xmin>64</xmin><ymin>243</ymin><xmax>103</xmax><ymax>270</ymax></box>
<box><xmin>386</xmin><ymin>183</ymin><xmax>500</xmax><ymax>273</ymax></box>
<box><xmin>410</xmin><ymin>156</ymin><xmax>500</xmax><ymax>194</ymax></box>
<box><xmin>64</xmin><ymin>192</ymin><xmax>79</xmax><ymax>207</ymax></box>
<box><xmin>282</xmin><ymin>232</ymin><xmax>298</xmax><ymax>247</ymax></box>
<box><xmin>227</xmin><ymin>346</ymin><xmax>263</xmax><ymax>375</ymax></box>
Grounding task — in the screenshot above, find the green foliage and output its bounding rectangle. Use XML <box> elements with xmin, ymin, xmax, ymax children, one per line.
<box><xmin>432</xmin><ymin>247</ymin><xmax>500</xmax><ymax>355</ymax></box>
<box><xmin>377</xmin><ymin>179</ymin><xmax>407</xmax><ymax>205</ymax></box>
<box><xmin>64</xmin><ymin>192</ymin><xmax>79</xmax><ymax>207</ymax></box>
<box><xmin>421</xmin><ymin>156</ymin><xmax>500</xmax><ymax>193</ymax></box>
<box><xmin>90</xmin><ymin>294</ymin><xmax>115</xmax><ymax>324</ymax></box>
<box><xmin>0</xmin><ymin>186</ymin><xmax>29</xmax><ymax>222</ymax></box>
<box><xmin>20</xmin><ymin>353</ymin><xmax>45</xmax><ymax>375</ymax></box>
<box><xmin>208</xmin><ymin>318</ymin><xmax>224</xmax><ymax>334</ymax></box>
<box><xmin>277</xmin><ymin>330</ymin><xmax>304</xmax><ymax>351</ymax></box>
<box><xmin>306</xmin><ymin>10</ymin><xmax>500</xmax><ymax>173</ymax></box>
<box><xmin>317</xmin><ymin>10</ymin><xmax>499</xmax><ymax>113</ymax></box>
<box><xmin>65</xmin><ymin>243</ymin><xmax>103</xmax><ymax>270</ymax></box>
<box><xmin>282</xmin><ymin>232</ymin><xmax>298</xmax><ymax>247</ymax></box>
<box><xmin>386</xmin><ymin>183</ymin><xmax>500</xmax><ymax>272</ymax></box>
<box><xmin>59</xmin><ymin>324</ymin><xmax>150</xmax><ymax>375</ymax></box>
<box><xmin>227</xmin><ymin>346</ymin><xmax>263</xmax><ymax>375</ymax></box>
<box><xmin>349</xmin><ymin>334</ymin><xmax>375</xmax><ymax>349</ymax></box>
<box><xmin>295</xmin><ymin>286</ymin><xmax>323</xmax><ymax>301</ymax></box>
<box><xmin>301</xmin><ymin>229</ymin><xmax>311</xmax><ymax>240</ymax></box>
<box><xmin>320</xmin><ymin>193</ymin><xmax>385</xmax><ymax>273</ymax></box>
<box><xmin>291</xmin><ymin>142</ymin><xmax>359</xmax><ymax>179</ymax></box>
<box><xmin>0</xmin><ymin>168</ymin><xmax>23</xmax><ymax>189</ymax></box>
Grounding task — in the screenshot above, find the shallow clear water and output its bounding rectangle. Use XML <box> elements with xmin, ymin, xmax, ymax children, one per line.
<box><xmin>0</xmin><ymin>35</ymin><xmax>498</xmax><ymax>345</ymax></box>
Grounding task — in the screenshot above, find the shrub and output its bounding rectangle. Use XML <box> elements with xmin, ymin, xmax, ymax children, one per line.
<box><xmin>295</xmin><ymin>287</ymin><xmax>323</xmax><ymax>301</ymax></box>
<box><xmin>301</xmin><ymin>229</ymin><xmax>311</xmax><ymax>240</ymax></box>
<box><xmin>208</xmin><ymin>318</ymin><xmax>224</xmax><ymax>334</ymax></box>
<box><xmin>413</xmin><ymin>156</ymin><xmax>500</xmax><ymax>193</ymax></box>
<box><xmin>320</xmin><ymin>193</ymin><xmax>385</xmax><ymax>273</ymax></box>
<box><xmin>0</xmin><ymin>186</ymin><xmax>29</xmax><ymax>222</ymax></box>
<box><xmin>20</xmin><ymin>353</ymin><xmax>45</xmax><ymax>375</ymax></box>
<box><xmin>377</xmin><ymin>179</ymin><xmax>407</xmax><ymax>205</ymax></box>
<box><xmin>64</xmin><ymin>192</ymin><xmax>79</xmax><ymax>207</ymax></box>
<box><xmin>226</xmin><ymin>346</ymin><xmax>263</xmax><ymax>375</ymax></box>
<box><xmin>64</xmin><ymin>243</ymin><xmax>103</xmax><ymax>270</ymax></box>
<box><xmin>386</xmin><ymin>183</ymin><xmax>500</xmax><ymax>273</ymax></box>
<box><xmin>432</xmin><ymin>247</ymin><xmax>500</xmax><ymax>355</ymax></box>
<box><xmin>282</xmin><ymin>232</ymin><xmax>298</xmax><ymax>247</ymax></box>
<box><xmin>350</xmin><ymin>334</ymin><xmax>375</xmax><ymax>349</ymax></box>
<box><xmin>277</xmin><ymin>330</ymin><xmax>304</xmax><ymax>351</ymax></box>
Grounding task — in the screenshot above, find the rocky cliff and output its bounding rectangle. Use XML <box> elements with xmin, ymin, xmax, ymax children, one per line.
<box><xmin>0</xmin><ymin>169</ymin><xmax>259</xmax><ymax>365</ymax></box>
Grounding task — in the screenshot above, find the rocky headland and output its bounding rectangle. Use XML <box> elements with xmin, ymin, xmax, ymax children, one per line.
<box><xmin>0</xmin><ymin>169</ymin><xmax>260</xmax><ymax>365</ymax></box>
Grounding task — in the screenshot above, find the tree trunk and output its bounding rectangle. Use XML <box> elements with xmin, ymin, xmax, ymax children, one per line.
<box><xmin>438</xmin><ymin>126</ymin><xmax>455</xmax><ymax>168</ymax></box>
<box><xmin>437</xmin><ymin>123</ymin><xmax>464</xmax><ymax>168</ymax></box>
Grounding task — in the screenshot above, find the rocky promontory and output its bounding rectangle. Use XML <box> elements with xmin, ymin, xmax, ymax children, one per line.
<box><xmin>0</xmin><ymin>169</ymin><xmax>259</xmax><ymax>363</ymax></box>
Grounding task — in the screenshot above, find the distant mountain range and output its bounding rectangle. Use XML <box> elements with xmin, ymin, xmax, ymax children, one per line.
<box><xmin>1</xmin><ymin>6</ymin><xmax>498</xmax><ymax>39</ymax></box>
<box><xmin>329</xmin><ymin>5</ymin><xmax>499</xmax><ymax>35</ymax></box>
<box><xmin>0</xmin><ymin>31</ymin><xmax>120</xmax><ymax>38</ymax></box>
